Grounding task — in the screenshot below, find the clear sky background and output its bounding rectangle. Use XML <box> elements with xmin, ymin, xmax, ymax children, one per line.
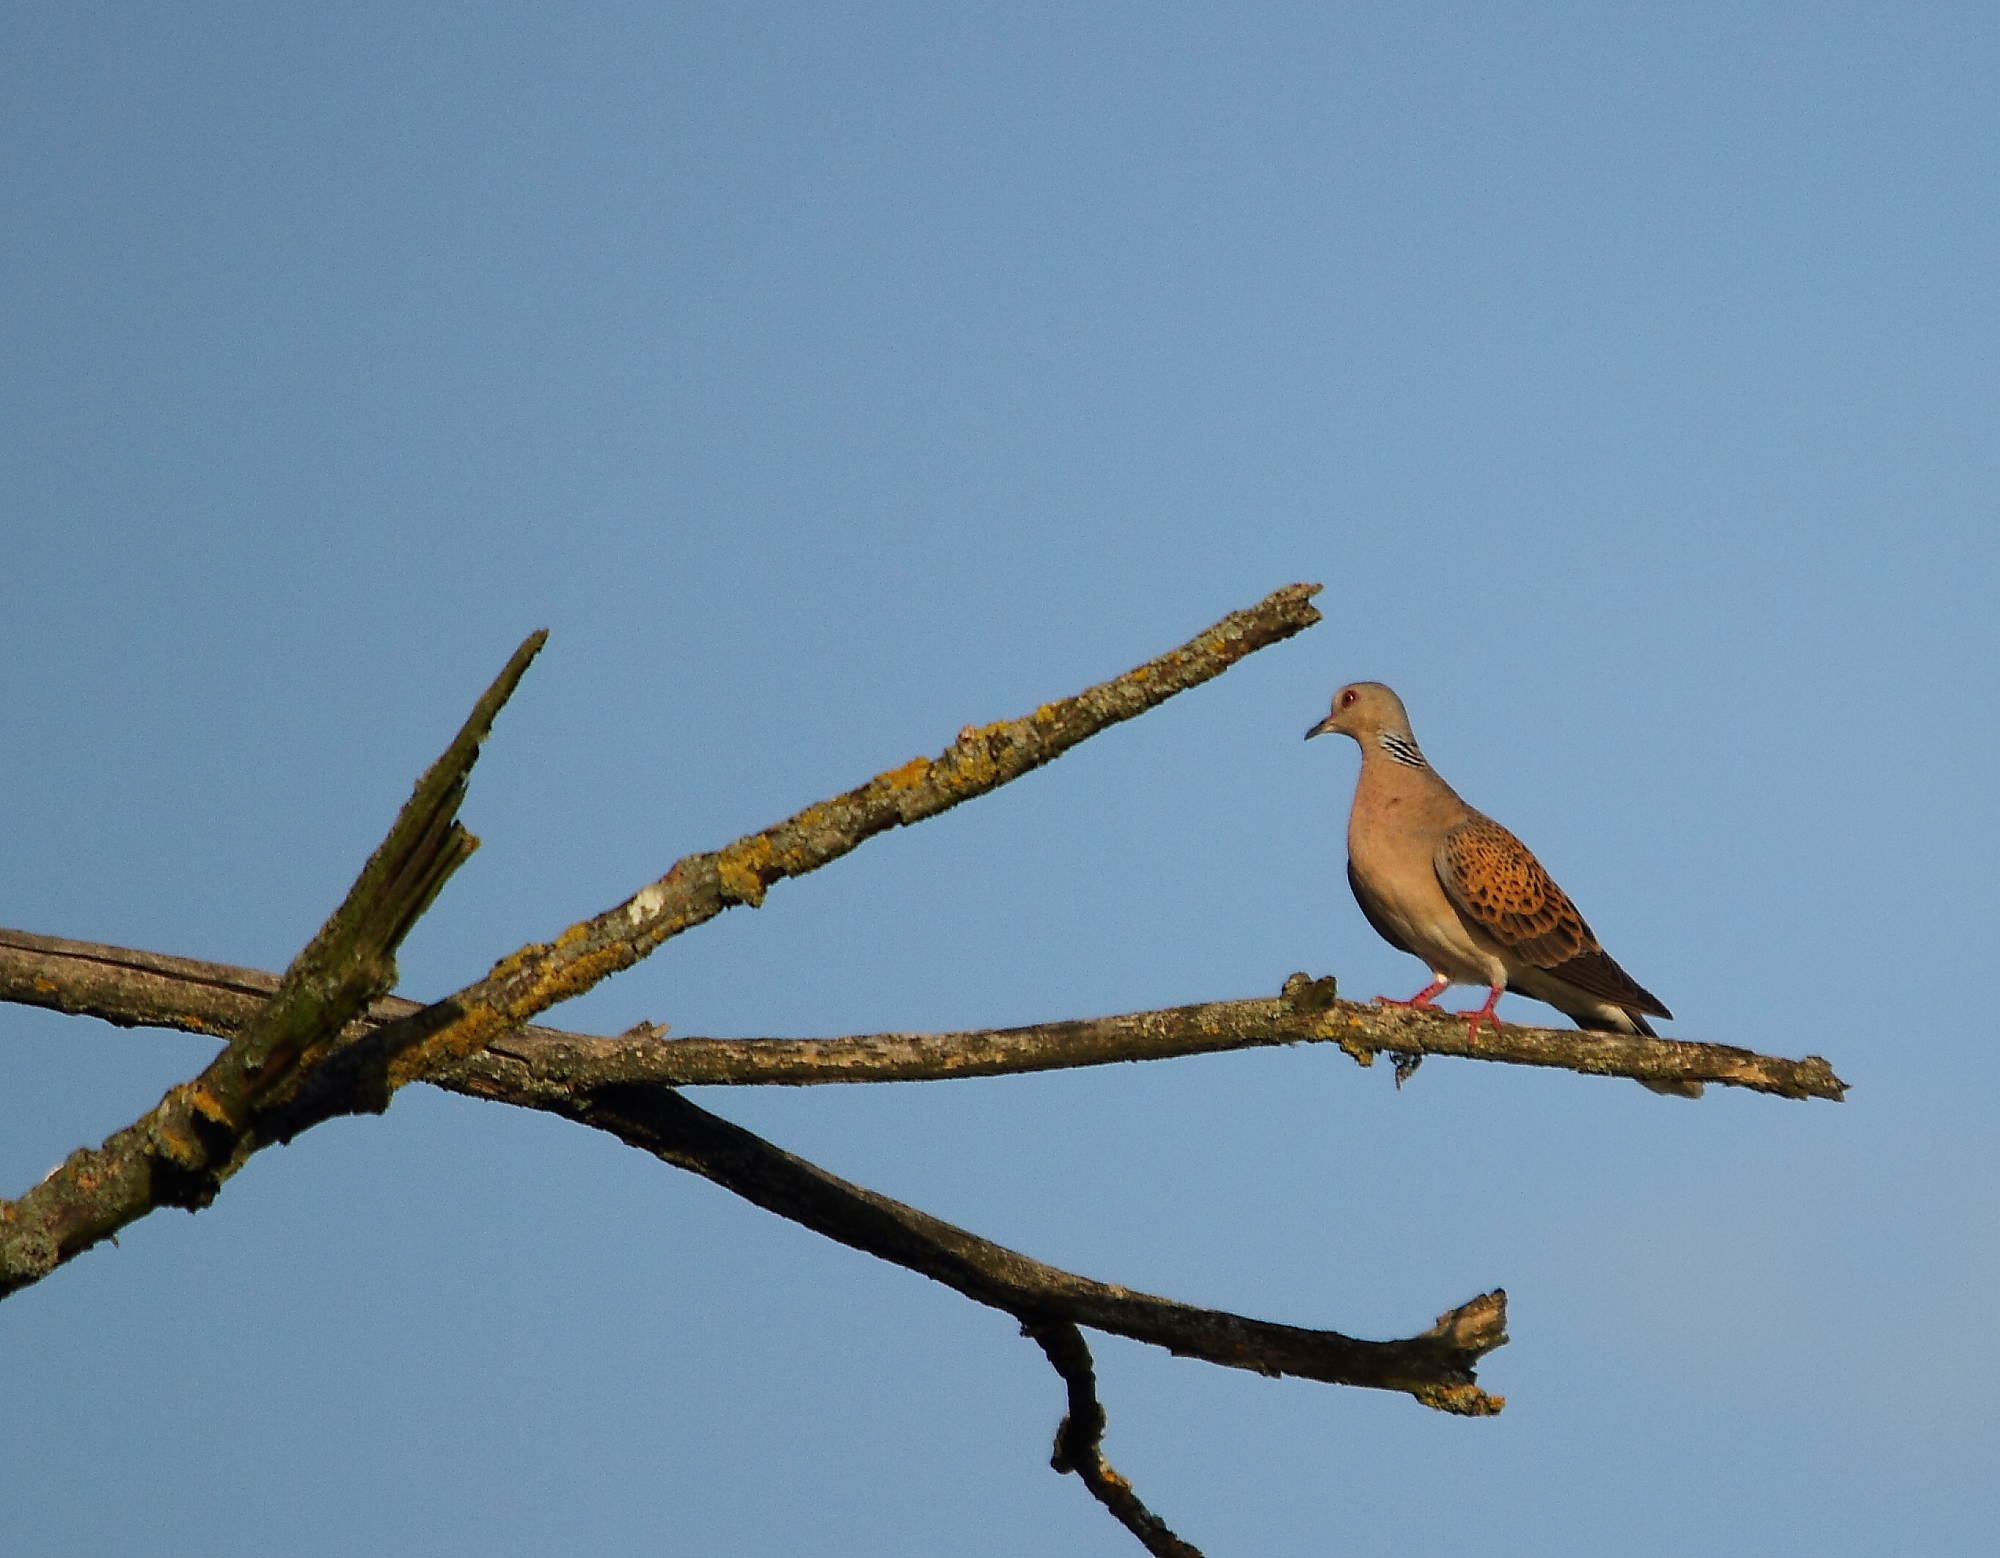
<box><xmin>2</xmin><ymin>5</ymin><xmax>1995</xmax><ymax>1555</ymax></box>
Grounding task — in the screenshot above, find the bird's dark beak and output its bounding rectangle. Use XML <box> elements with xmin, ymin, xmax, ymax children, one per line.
<box><xmin>1304</xmin><ymin>716</ymin><xmax>1334</xmax><ymax>741</ymax></box>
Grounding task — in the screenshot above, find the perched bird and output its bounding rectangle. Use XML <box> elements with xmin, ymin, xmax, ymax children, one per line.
<box><xmin>1306</xmin><ymin>681</ymin><xmax>1698</xmax><ymax>1097</ymax></box>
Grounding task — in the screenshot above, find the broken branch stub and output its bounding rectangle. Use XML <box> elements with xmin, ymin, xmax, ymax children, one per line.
<box><xmin>0</xmin><ymin>632</ymin><xmax>546</xmax><ymax>1298</ymax></box>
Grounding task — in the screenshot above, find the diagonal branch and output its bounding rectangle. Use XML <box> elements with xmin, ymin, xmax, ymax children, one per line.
<box><xmin>450</xmin><ymin>1050</ymin><xmax>1510</xmax><ymax>1412</ymax></box>
<box><xmin>344</xmin><ymin>583</ymin><xmax>1326</xmax><ymax>1097</ymax></box>
<box><xmin>0</xmin><ymin>633</ymin><xmax>547</xmax><ymax>1298</ymax></box>
<box><xmin>0</xmin><ymin>936</ymin><xmax>1509</xmax><ymax>1406</ymax></box>
<box><xmin>0</xmin><ymin>933</ymin><xmax>1847</xmax><ymax>1102</ymax></box>
<box><xmin>0</xmin><ymin>588</ymin><xmax>1319</xmax><ymax>1299</ymax></box>
<box><xmin>202</xmin><ymin>585</ymin><xmax>1325</xmax><ymax>1146</ymax></box>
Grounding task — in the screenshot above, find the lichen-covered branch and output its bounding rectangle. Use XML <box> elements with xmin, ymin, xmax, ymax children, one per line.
<box><xmin>1024</xmin><ymin>1319</ymin><xmax>1206</xmax><ymax>1558</ymax></box>
<box><xmin>449</xmin><ymin>1051</ymin><xmax>1509</xmax><ymax>1411</ymax></box>
<box><xmin>456</xmin><ymin>972</ymin><xmax>1844</xmax><ymax>1101</ymax></box>
<box><xmin>0</xmin><ymin>929</ymin><xmax>1505</xmax><ymax>1404</ymax></box>
<box><xmin>0</xmin><ymin>589</ymin><xmax>1320</xmax><ymax>1302</ymax></box>
<box><xmin>0</xmin><ymin>586</ymin><xmax>1321</xmax><ymax>1224</ymax></box>
<box><xmin>1276</xmin><ymin>975</ymin><xmax>1848</xmax><ymax>1101</ymax></box>
<box><xmin>0</xmin><ymin>633</ymin><xmax>546</xmax><ymax>1299</ymax></box>
<box><xmin>0</xmin><ymin>932</ymin><xmax>1510</xmax><ymax>1413</ymax></box>
<box><xmin>345</xmin><ymin>583</ymin><xmax>1325</xmax><ymax>1095</ymax></box>
<box><xmin>0</xmin><ymin>934</ymin><xmax>1847</xmax><ymax>1103</ymax></box>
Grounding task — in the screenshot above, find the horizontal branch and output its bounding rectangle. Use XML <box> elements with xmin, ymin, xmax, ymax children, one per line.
<box><xmin>1279</xmin><ymin>976</ymin><xmax>1849</xmax><ymax>1101</ymax></box>
<box><xmin>461</xmin><ymin>974</ymin><xmax>1845</xmax><ymax>1101</ymax></box>
<box><xmin>1</xmin><ymin>934</ymin><xmax>1847</xmax><ymax>1103</ymax></box>
<box><xmin>0</xmin><ymin>928</ymin><xmax>1508</xmax><ymax>1412</ymax></box>
<box><xmin>0</xmin><ymin>929</ymin><xmax>281</xmax><ymax>1040</ymax></box>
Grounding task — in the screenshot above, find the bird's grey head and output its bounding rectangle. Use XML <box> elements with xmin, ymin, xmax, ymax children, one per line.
<box><xmin>1304</xmin><ymin>682</ymin><xmax>1427</xmax><ymax>767</ymax></box>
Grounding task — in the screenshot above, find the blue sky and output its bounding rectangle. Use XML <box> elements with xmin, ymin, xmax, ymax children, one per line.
<box><xmin>3</xmin><ymin>5</ymin><xmax>1995</xmax><ymax>1554</ymax></box>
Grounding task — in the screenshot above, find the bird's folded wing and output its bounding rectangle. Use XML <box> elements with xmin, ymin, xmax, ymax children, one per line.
<box><xmin>1434</xmin><ymin>815</ymin><xmax>1669</xmax><ymax>1016</ymax></box>
<box><xmin>1434</xmin><ymin>815</ymin><xmax>1591</xmax><ymax>963</ymax></box>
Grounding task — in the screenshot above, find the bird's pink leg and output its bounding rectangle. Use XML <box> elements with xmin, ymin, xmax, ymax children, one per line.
<box><xmin>1458</xmin><ymin>984</ymin><xmax>1505</xmax><ymax>1040</ymax></box>
<box><xmin>1376</xmin><ymin>974</ymin><xmax>1449</xmax><ymax>1009</ymax></box>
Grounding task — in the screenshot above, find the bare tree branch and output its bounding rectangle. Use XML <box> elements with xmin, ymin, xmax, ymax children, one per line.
<box><xmin>0</xmin><ymin>945</ymin><xmax>1511</xmax><ymax>1433</ymax></box>
<box><xmin>1</xmin><ymin>588</ymin><xmax>1320</xmax><ymax>1303</ymax></box>
<box><xmin>0</xmin><ymin>582</ymin><xmax>1841</xmax><ymax>1551</ymax></box>
<box><xmin>0</xmin><ymin>929</ymin><xmax>282</xmax><ymax>1041</ymax></box>
<box><xmin>347</xmin><ymin>583</ymin><xmax>1324</xmax><ymax>1098</ymax></box>
<box><xmin>0</xmin><ymin>587</ymin><xmax>1621</xmax><ymax>1555</ymax></box>
<box><xmin>457</xmin><ymin>971</ymin><xmax>1843</xmax><ymax>1101</ymax></box>
<box><xmin>1024</xmin><ymin>1319</ymin><xmax>1205</xmax><ymax>1558</ymax></box>
<box><xmin>0</xmin><ymin>935</ymin><xmax>1847</xmax><ymax>1102</ymax></box>
<box><xmin>0</xmin><ymin>633</ymin><xmax>547</xmax><ymax>1298</ymax></box>
<box><xmin>0</xmin><ymin>935</ymin><xmax>1511</xmax><ymax>1404</ymax></box>
<box><xmin>1268</xmin><ymin>975</ymin><xmax>1847</xmax><ymax>1100</ymax></box>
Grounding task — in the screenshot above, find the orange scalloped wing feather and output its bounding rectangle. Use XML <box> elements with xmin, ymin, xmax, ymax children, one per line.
<box><xmin>1435</xmin><ymin>816</ymin><xmax>1591</xmax><ymax>963</ymax></box>
<box><xmin>1434</xmin><ymin>815</ymin><xmax>1669</xmax><ymax>1017</ymax></box>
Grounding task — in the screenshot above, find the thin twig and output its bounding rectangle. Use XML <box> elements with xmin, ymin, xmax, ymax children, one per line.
<box><xmin>1024</xmin><ymin>1319</ymin><xmax>1205</xmax><ymax>1558</ymax></box>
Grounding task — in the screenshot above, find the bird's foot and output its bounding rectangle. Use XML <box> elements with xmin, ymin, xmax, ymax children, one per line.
<box><xmin>1375</xmin><ymin>977</ymin><xmax>1448</xmax><ymax>1010</ymax></box>
<box><xmin>1457</xmin><ymin>985</ymin><xmax>1505</xmax><ymax>1041</ymax></box>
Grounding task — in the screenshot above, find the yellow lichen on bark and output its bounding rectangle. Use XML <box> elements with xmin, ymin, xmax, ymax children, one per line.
<box><xmin>386</xmin><ymin>1002</ymin><xmax>516</xmax><ymax>1089</ymax></box>
<box><xmin>487</xmin><ymin>941</ymin><xmax>552</xmax><ymax>981</ymax></box>
<box><xmin>151</xmin><ymin>1090</ymin><xmax>212</xmax><ymax>1168</ymax></box>
<box><xmin>943</xmin><ymin>743</ymin><xmax>999</xmax><ymax>788</ymax></box>
<box><xmin>716</xmin><ymin>836</ymin><xmax>775</xmax><ymax>906</ymax></box>
<box><xmin>186</xmin><ymin>1083</ymin><xmax>232</xmax><ymax>1127</ymax></box>
<box><xmin>1413</xmin><ymin>1381</ymin><xmax>1504</xmax><ymax>1416</ymax></box>
<box><xmin>784</xmin><ymin>800</ymin><xmax>836</xmax><ymax>839</ymax></box>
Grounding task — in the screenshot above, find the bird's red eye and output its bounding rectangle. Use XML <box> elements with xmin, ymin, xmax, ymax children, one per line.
<box><xmin>1339</xmin><ymin>689</ymin><xmax>1357</xmax><ymax>708</ymax></box>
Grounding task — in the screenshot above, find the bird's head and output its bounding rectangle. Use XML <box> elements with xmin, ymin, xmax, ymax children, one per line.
<box><xmin>1305</xmin><ymin>681</ymin><xmax>1414</xmax><ymax>745</ymax></box>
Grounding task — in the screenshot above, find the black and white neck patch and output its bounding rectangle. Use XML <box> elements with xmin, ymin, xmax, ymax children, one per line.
<box><xmin>1377</xmin><ymin>731</ymin><xmax>1429</xmax><ymax>770</ymax></box>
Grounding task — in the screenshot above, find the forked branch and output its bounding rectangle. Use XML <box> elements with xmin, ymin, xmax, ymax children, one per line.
<box><xmin>247</xmin><ymin>584</ymin><xmax>1327</xmax><ymax>1132</ymax></box>
<box><xmin>4</xmin><ymin>932</ymin><xmax>1512</xmax><ymax>1400</ymax></box>
<box><xmin>10</xmin><ymin>583</ymin><xmax>1748</xmax><ymax>1554</ymax></box>
<box><xmin>1025</xmin><ymin>1319</ymin><xmax>1205</xmax><ymax>1558</ymax></box>
<box><xmin>2</xmin><ymin>587</ymin><xmax>1322</xmax><ymax>1299</ymax></box>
